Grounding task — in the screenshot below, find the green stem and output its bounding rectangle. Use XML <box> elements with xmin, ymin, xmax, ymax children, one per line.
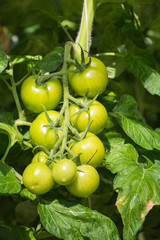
<box><xmin>75</xmin><ymin>0</ymin><xmax>97</xmax><ymax>59</ymax></box>
<box><xmin>15</xmin><ymin>119</ymin><xmax>32</xmax><ymax>126</ymax></box>
<box><xmin>95</xmin><ymin>52</ymin><xmax>123</xmax><ymax>57</ymax></box>
<box><xmin>40</xmin><ymin>71</ymin><xmax>62</xmax><ymax>83</ymax></box>
<box><xmin>0</xmin><ymin>144</ymin><xmax>11</xmax><ymax>163</ymax></box>
<box><xmin>68</xmin><ymin>94</ymin><xmax>85</xmax><ymax>107</ymax></box>
<box><xmin>61</xmin><ymin>42</ymin><xmax>73</xmax><ymax>152</ymax></box>
<box><xmin>10</xmin><ymin>74</ymin><xmax>26</xmax><ymax>120</ymax></box>
<box><xmin>1</xmin><ymin>76</ymin><xmax>12</xmax><ymax>90</ymax></box>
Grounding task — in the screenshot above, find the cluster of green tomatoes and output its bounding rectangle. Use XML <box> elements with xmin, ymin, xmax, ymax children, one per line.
<box><xmin>21</xmin><ymin>56</ymin><xmax>108</xmax><ymax>198</ymax></box>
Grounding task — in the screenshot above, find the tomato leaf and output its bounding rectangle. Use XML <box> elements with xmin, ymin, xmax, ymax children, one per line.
<box><xmin>0</xmin><ymin>163</ymin><xmax>21</xmax><ymax>194</ymax></box>
<box><xmin>124</xmin><ymin>52</ymin><xmax>160</xmax><ymax>96</ymax></box>
<box><xmin>35</xmin><ymin>47</ymin><xmax>64</xmax><ymax>73</ymax></box>
<box><xmin>0</xmin><ymin>48</ymin><xmax>8</xmax><ymax>73</ymax></box>
<box><xmin>38</xmin><ymin>196</ymin><xmax>121</xmax><ymax>240</ymax></box>
<box><xmin>20</xmin><ymin>188</ymin><xmax>37</xmax><ymax>200</ymax></box>
<box><xmin>113</xmin><ymin>95</ymin><xmax>160</xmax><ymax>150</ymax></box>
<box><xmin>0</xmin><ymin>220</ymin><xmax>36</xmax><ymax>240</ymax></box>
<box><xmin>105</xmin><ymin>144</ymin><xmax>160</xmax><ymax>240</ymax></box>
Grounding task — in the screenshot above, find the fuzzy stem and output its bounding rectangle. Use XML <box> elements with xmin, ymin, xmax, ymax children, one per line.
<box><xmin>61</xmin><ymin>42</ymin><xmax>73</xmax><ymax>152</ymax></box>
<box><xmin>0</xmin><ymin>144</ymin><xmax>11</xmax><ymax>163</ymax></box>
<box><xmin>10</xmin><ymin>73</ymin><xmax>26</xmax><ymax>121</ymax></box>
<box><xmin>75</xmin><ymin>0</ymin><xmax>97</xmax><ymax>59</ymax></box>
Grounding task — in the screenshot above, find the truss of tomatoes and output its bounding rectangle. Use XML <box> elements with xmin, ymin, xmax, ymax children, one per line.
<box><xmin>21</xmin><ymin>57</ymin><xmax>108</xmax><ymax>198</ymax></box>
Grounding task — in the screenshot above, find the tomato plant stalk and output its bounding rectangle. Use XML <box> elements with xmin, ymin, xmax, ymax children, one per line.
<box><xmin>75</xmin><ymin>0</ymin><xmax>97</xmax><ymax>59</ymax></box>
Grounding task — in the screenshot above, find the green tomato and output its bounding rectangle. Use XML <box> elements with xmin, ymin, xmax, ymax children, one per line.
<box><xmin>32</xmin><ymin>151</ymin><xmax>55</xmax><ymax>169</ymax></box>
<box><xmin>69</xmin><ymin>132</ymin><xmax>105</xmax><ymax>168</ymax></box>
<box><xmin>69</xmin><ymin>98</ymin><xmax>107</xmax><ymax>134</ymax></box>
<box><xmin>30</xmin><ymin>110</ymin><xmax>63</xmax><ymax>150</ymax></box>
<box><xmin>22</xmin><ymin>162</ymin><xmax>54</xmax><ymax>195</ymax></box>
<box><xmin>52</xmin><ymin>159</ymin><xmax>77</xmax><ymax>185</ymax></box>
<box><xmin>21</xmin><ymin>75</ymin><xmax>63</xmax><ymax>113</ymax></box>
<box><xmin>68</xmin><ymin>57</ymin><xmax>108</xmax><ymax>98</ymax></box>
<box><xmin>66</xmin><ymin>165</ymin><xmax>100</xmax><ymax>198</ymax></box>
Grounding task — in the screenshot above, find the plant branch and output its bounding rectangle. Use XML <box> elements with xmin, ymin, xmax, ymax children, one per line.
<box><xmin>75</xmin><ymin>0</ymin><xmax>97</xmax><ymax>59</ymax></box>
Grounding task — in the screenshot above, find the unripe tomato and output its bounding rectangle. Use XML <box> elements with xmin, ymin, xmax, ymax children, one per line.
<box><xmin>30</xmin><ymin>110</ymin><xmax>63</xmax><ymax>150</ymax></box>
<box><xmin>22</xmin><ymin>162</ymin><xmax>54</xmax><ymax>195</ymax></box>
<box><xmin>52</xmin><ymin>159</ymin><xmax>77</xmax><ymax>185</ymax></box>
<box><xmin>66</xmin><ymin>165</ymin><xmax>100</xmax><ymax>198</ymax></box>
<box><xmin>68</xmin><ymin>57</ymin><xmax>108</xmax><ymax>98</ymax></box>
<box><xmin>69</xmin><ymin>132</ymin><xmax>105</xmax><ymax>168</ymax></box>
<box><xmin>21</xmin><ymin>75</ymin><xmax>63</xmax><ymax>113</ymax></box>
<box><xmin>69</xmin><ymin>98</ymin><xmax>107</xmax><ymax>134</ymax></box>
<box><xmin>32</xmin><ymin>151</ymin><xmax>54</xmax><ymax>169</ymax></box>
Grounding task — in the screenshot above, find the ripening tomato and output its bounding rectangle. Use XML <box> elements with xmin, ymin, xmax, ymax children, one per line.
<box><xmin>52</xmin><ymin>159</ymin><xmax>77</xmax><ymax>185</ymax></box>
<box><xmin>69</xmin><ymin>98</ymin><xmax>107</xmax><ymax>134</ymax></box>
<box><xmin>21</xmin><ymin>75</ymin><xmax>63</xmax><ymax>113</ymax></box>
<box><xmin>68</xmin><ymin>57</ymin><xmax>108</xmax><ymax>98</ymax></box>
<box><xmin>32</xmin><ymin>151</ymin><xmax>55</xmax><ymax>169</ymax></box>
<box><xmin>66</xmin><ymin>165</ymin><xmax>100</xmax><ymax>198</ymax></box>
<box><xmin>22</xmin><ymin>162</ymin><xmax>54</xmax><ymax>195</ymax></box>
<box><xmin>30</xmin><ymin>110</ymin><xmax>63</xmax><ymax>150</ymax></box>
<box><xmin>69</xmin><ymin>132</ymin><xmax>105</xmax><ymax>168</ymax></box>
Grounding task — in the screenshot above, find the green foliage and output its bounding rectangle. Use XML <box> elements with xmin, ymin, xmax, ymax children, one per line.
<box><xmin>0</xmin><ymin>163</ymin><xmax>21</xmax><ymax>194</ymax></box>
<box><xmin>105</xmin><ymin>144</ymin><xmax>160</xmax><ymax>240</ymax></box>
<box><xmin>124</xmin><ymin>52</ymin><xmax>160</xmax><ymax>96</ymax></box>
<box><xmin>0</xmin><ymin>0</ymin><xmax>160</xmax><ymax>239</ymax></box>
<box><xmin>38</xmin><ymin>196</ymin><xmax>121</xmax><ymax>240</ymax></box>
<box><xmin>113</xmin><ymin>95</ymin><xmax>160</xmax><ymax>150</ymax></box>
<box><xmin>0</xmin><ymin>49</ymin><xmax>8</xmax><ymax>73</ymax></box>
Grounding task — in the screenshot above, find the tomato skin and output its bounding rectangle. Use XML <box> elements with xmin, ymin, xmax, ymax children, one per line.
<box><xmin>21</xmin><ymin>75</ymin><xmax>63</xmax><ymax>113</ymax></box>
<box><xmin>52</xmin><ymin>159</ymin><xmax>77</xmax><ymax>185</ymax></box>
<box><xmin>30</xmin><ymin>110</ymin><xmax>63</xmax><ymax>150</ymax></box>
<box><xmin>68</xmin><ymin>57</ymin><xmax>108</xmax><ymax>98</ymax></box>
<box><xmin>32</xmin><ymin>151</ymin><xmax>55</xmax><ymax>169</ymax></box>
<box><xmin>69</xmin><ymin>98</ymin><xmax>107</xmax><ymax>134</ymax></box>
<box><xmin>22</xmin><ymin>162</ymin><xmax>54</xmax><ymax>195</ymax></box>
<box><xmin>69</xmin><ymin>132</ymin><xmax>105</xmax><ymax>168</ymax></box>
<box><xmin>66</xmin><ymin>165</ymin><xmax>100</xmax><ymax>198</ymax></box>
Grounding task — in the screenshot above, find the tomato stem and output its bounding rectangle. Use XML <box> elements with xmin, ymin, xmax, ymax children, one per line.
<box><xmin>15</xmin><ymin>119</ymin><xmax>32</xmax><ymax>126</ymax></box>
<box><xmin>61</xmin><ymin>42</ymin><xmax>73</xmax><ymax>152</ymax></box>
<box><xmin>10</xmin><ymin>75</ymin><xmax>26</xmax><ymax>120</ymax></box>
<box><xmin>68</xmin><ymin>94</ymin><xmax>85</xmax><ymax>108</ymax></box>
<box><xmin>39</xmin><ymin>71</ymin><xmax>62</xmax><ymax>83</ymax></box>
<box><xmin>74</xmin><ymin>0</ymin><xmax>97</xmax><ymax>59</ymax></box>
<box><xmin>94</xmin><ymin>52</ymin><xmax>123</xmax><ymax>57</ymax></box>
<box><xmin>0</xmin><ymin>144</ymin><xmax>11</xmax><ymax>163</ymax></box>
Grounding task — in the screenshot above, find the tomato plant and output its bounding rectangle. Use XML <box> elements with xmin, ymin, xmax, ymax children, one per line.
<box><xmin>66</xmin><ymin>165</ymin><xmax>100</xmax><ymax>198</ymax></box>
<box><xmin>69</xmin><ymin>98</ymin><xmax>107</xmax><ymax>134</ymax></box>
<box><xmin>22</xmin><ymin>162</ymin><xmax>55</xmax><ymax>195</ymax></box>
<box><xmin>30</xmin><ymin>110</ymin><xmax>63</xmax><ymax>150</ymax></box>
<box><xmin>52</xmin><ymin>159</ymin><xmax>77</xmax><ymax>185</ymax></box>
<box><xmin>1</xmin><ymin>0</ymin><xmax>160</xmax><ymax>240</ymax></box>
<box><xmin>68</xmin><ymin>57</ymin><xmax>108</xmax><ymax>98</ymax></box>
<box><xmin>20</xmin><ymin>75</ymin><xmax>63</xmax><ymax>113</ymax></box>
<box><xmin>69</xmin><ymin>132</ymin><xmax>105</xmax><ymax>167</ymax></box>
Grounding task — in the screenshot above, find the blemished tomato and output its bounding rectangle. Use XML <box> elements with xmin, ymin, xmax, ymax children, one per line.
<box><xmin>69</xmin><ymin>132</ymin><xmax>105</xmax><ymax>168</ymax></box>
<box><xmin>21</xmin><ymin>75</ymin><xmax>63</xmax><ymax>113</ymax></box>
<box><xmin>52</xmin><ymin>159</ymin><xmax>77</xmax><ymax>185</ymax></box>
<box><xmin>22</xmin><ymin>162</ymin><xmax>54</xmax><ymax>195</ymax></box>
<box><xmin>66</xmin><ymin>165</ymin><xmax>100</xmax><ymax>198</ymax></box>
<box><xmin>68</xmin><ymin>57</ymin><xmax>108</xmax><ymax>98</ymax></box>
<box><xmin>69</xmin><ymin>98</ymin><xmax>107</xmax><ymax>134</ymax></box>
<box><xmin>30</xmin><ymin>110</ymin><xmax>63</xmax><ymax>150</ymax></box>
<box><xmin>32</xmin><ymin>151</ymin><xmax>54</xmax><ymax>169</ymax></box>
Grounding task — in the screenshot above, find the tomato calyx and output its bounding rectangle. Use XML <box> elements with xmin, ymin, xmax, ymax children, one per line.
<box><xmin>69</xmin><ymin>45</ymin><xmax>91</xmax><ymax>73</ymax></box>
